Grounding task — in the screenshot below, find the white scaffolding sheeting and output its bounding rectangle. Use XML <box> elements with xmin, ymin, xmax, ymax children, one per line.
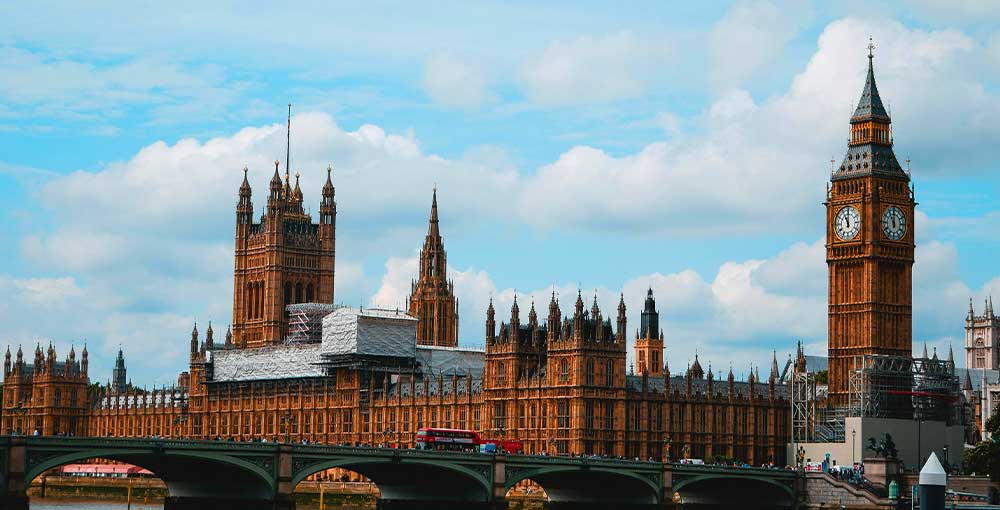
<box><xmin>321</xmin><ymin>308</ymin><xmax>417</xmax><ymax>358</ymax></box>
<box><xmin>415</xmin><ymin>345</ymin><xmax>485</xmax><ymax>378</ymax></box>
<box><xmin>212</xmin><ymin>344</ymin><xmax>325</xmax><ymax>382</ymax></box>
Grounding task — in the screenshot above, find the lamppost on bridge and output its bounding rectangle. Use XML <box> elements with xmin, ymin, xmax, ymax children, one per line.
<box><xmin>13</xmin><ymin>401</ymin><xmax>28</xmax><ymax>435</ymax></box>
<box><xmin>664</xmin><ymin>436</ymin><xmax>673</xmax><ymax>463</ymax></box>
<box><xmin>281</xmin><ymin>412</ymin><xmax>296</xmax><ymax>444</ymax></box>
<box><xmin>796</xmin><ymin>446</ymin><xmax>806</xmax><ymax>471</ymax></box>
<box><xmin>172</xmin><ymin>414</ymin><xmax>188</xmax><ymax>439</ymax></box>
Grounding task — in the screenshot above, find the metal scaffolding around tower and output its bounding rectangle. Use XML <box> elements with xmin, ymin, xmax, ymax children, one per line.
<box><xmin>847</xmin><ymin>353</ymin><xmax>960</xmax><ymax>421</ymax></box>
<box><xmin>285</xmin><ymin>303</ymin><xmax>337</xmax><ymax>344</ymax></box>
<box><xmin>791</xmin><ymin>370</ymin><xmax>816</xmax><ymax>443</ymax></box>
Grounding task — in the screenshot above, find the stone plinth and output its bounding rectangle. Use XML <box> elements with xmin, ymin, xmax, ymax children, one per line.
<box><xmin>863</xmin><ymin>457</ymin><xmax>901</xmax><ymax>490</ymax></box>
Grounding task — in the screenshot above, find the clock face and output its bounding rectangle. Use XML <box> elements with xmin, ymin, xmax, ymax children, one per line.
<box><xmin>835</xmin><ymin>206</ymin><xmax>861</xmax><ymax>241</ymax></box>
<box><xmin>882</xmin><ymin>206</ymin><xmax>906</xmax><ymax>240</ymax></box>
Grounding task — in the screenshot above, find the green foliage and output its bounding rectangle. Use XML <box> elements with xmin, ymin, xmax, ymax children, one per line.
<box><xmin>966</xmin><ymin>406</ymin><xmax>1000</xmax><ymax>481</ymax></box>
<box><xmin>814</xmin><ymin>370</ymin><xmax>829</xmax><ymax>384</ymax></box>
<box><xmin>963</xmin><ymin>442</ymin><xmax>992</xmax><ymax>475</ymax></box>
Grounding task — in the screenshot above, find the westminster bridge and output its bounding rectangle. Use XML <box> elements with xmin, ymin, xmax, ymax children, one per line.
<box><xmin>0</xmin><ymin>436</ymin><xmax>799</xmax><ymax>509</ymax></box>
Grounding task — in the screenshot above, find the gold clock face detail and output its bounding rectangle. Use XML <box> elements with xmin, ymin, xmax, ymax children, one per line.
<box><xmin>834</xmin><ymin>206</ymin><xmax>861</xmax><ymax>241</ymax></box>
<box><xmin>882</xmin><ymin>206</ymin><xmax>906</xmax><ymax>240</ymax></box>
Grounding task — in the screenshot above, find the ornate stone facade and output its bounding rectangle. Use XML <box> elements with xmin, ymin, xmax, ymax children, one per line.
<box><xmin>826</xmin><ymin>48</ymin><xmax>916</xmax><ymax>407</ymax></box>
<box><xmin>1</xmin><ymin>344</ymin><xmax>89</xmax><ymax>436</ymax></box>
<box><xmin>231</xmin><ymin>163</ymin><xmax>336</xmax><ymax>349</ymax></box>
<box><xmin>0</xmin><ymin>122</ymin><xmax>789</xmax><ymax>467</ymax></box>
<box><xmin>965</xmin><ymin>297</ymin><xmax>999</xmax><ymax>370</ymax></box>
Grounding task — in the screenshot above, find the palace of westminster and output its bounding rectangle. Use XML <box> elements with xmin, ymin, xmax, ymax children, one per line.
<box><xmin>1</xmin><ymin>50</ymin><xmax>994</xmax><ymax>466</ymax></box>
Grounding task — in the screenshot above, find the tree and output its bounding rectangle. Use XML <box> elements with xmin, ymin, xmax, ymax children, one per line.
<box><xmin>967</xmin><ymin>405</ymin><xmax>1000</xmax><ymax>480</ymax></box>
<box><xmin>987</xmin><ymin>406</ymin><xmax>1000</xmax><ymax>482</ymax></box>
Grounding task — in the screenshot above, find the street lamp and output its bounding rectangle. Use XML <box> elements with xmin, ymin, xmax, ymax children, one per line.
<box><xmin>281</xmin><ymin>413</ymin><xmax>296</xmax><ymax>444</ymax></box>
<box><xmin>664</xmin><ymin>436</ymin><xmax>673</xmax><ymax>463</ymax></box>
<box><xmin>172</xmin><ymin>414</ymin><xmax>188</xmax><ymax>438</ymax></box>
<box><xmin>13</xmin><ymin>402</ymin><xmax>27</xmax><ymax>435</ymax></box>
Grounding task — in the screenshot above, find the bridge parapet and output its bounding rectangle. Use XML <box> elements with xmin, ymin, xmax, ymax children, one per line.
<box><xmin>1</xmin><ymin>436</ymin><xmax>805</xmax><ymax>510</ymax></box>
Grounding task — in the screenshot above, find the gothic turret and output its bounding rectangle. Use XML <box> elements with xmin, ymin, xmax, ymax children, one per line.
<box><xmin>3</xmin><ymin>346</ymin><xmax>9</xmax><ymax>375</ymax></box>
<box><xmin>640</xmin><ymin>288</ymin><xmax>659</xmax><ymax>338</ymax></box>
<box><xmin>688</xmin><ymin>353</ymin><xmax>704</xmax><ymax>379</ymax></box>
<box><xmin>547</xmin><ymin>292</ymin><xmax>561</xmax><ymax>342</ymax></box>
<box><xmin>770</xmin><ymin>351</ymin><xmax>779</xmax><ymax>383</ymax></box>
<box><xmin>236</xmin><ymin>166</ymin><xmax>253</xmax><ymax>230</ymax></box>
<box><xmin>112</xmin><ymin>348</ymin><xmax>127</xmax><ymax>394</ymax></box>
<box><xmin>81</xmin><ymin>344</ymin><xmax>88</xmax><ymax>375</ymax></box>
<box><xmin>268</xmin><ymin>161</ymin><xmax>283</xmax><ymax>210</ymax></box>
<box><xmin>486</xmin><ymin>298</ymin><xmax>496</xmax><ymax>343</ymax></box>
<box><xmin>616</xmin><ymin>293</ymin><xmax>627</xmax><ymax>343</ymax></box>
<box><xmin>190</xmin><ymin>322</ymin><xmax>199</xmax><ymax>358</ymax></box>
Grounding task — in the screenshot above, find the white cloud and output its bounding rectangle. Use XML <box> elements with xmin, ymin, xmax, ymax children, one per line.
<box><xmin>518</xmin><ymin>31</ymin><xmax>671</xmax><ymax>105</ymax></box>
<box><xmin>11</xmin><ymin>277</ymin><xmax>82</xmax><ymax>304</ymax></box>
<box><xmin>708</xmin><ymin>0</ymin><xmax>812</xmax><ymax>91</ymax></box>
<box><xmin>0</xmin><ymin>46</ymin><xmax>236</xmax><ymax>125</ymax></box>
<box><xmin>15</xmin><ymin>112</ymin><xmax>519</xmax><ymax>384</ymax></box>
<box><xmin>517</xmin><ymin>18</ymin><xmax>1000</xmax><ymax>234</ymax></box>
<box><xmin>421</xmin><ymin>52</ymin><xmax>491</xmax><ymax>109</ymax></box>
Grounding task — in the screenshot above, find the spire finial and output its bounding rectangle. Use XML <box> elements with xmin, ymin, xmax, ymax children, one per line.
<box><xmin>868</xmin><ymin>36</ymin><xmax>874</xmax><ymax>61</ymax></box>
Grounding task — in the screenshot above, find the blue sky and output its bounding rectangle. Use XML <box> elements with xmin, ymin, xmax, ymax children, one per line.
<box><xmin>1</xmin><ymin>1</ymin><xmax>999</xmax><ymax>386</ymax></box>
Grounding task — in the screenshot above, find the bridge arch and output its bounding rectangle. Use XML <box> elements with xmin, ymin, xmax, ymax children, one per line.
<box><xmin>24</xmin><ymin>447</ymin><xmax>276</xmax><ymax>500</ymax></box>
<box><xmin>672</xmin><ymin>474</ymin><xmax>794</xmax><ymax>508</ymax></box>
<box><xmin>292</xmin><ymin>456</ymin><xmax>491</xmax><ymax>504</ymax></box>
<box><xmin>506</xmin><ymin>466</ymin><xmax>660</xmax><ymax>505</ymax></box>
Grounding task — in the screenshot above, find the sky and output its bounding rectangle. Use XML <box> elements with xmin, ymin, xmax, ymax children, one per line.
<box><xmin>1</xmin><ymin>0</ymin><xmax>999</xmax><ymax>387</ymax></box>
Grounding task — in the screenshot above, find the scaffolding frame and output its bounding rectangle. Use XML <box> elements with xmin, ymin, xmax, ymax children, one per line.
<box><xmin>791</xmin><ymin>370</ymin><xmax>816</xmax><ymax>442</ymax></box>
<box><xmin>793</xmin><ymin>353</ymin><xmax>962</xmax><ymax>444</ymax></box>
<box><xmin>285</xmin><ymin>303</ymin><xmax>336</xmax><ymax>344</ymax></box>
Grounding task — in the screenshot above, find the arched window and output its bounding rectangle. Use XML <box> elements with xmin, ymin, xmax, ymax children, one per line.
<box><xmin>560</xmin><ymin>359</ymin><xmax>569</xmax><ymax>382</ymax></box>
<box><xmin>284</xmin><ymin>283</ymin><xmax>292</xmax><ymax>306</ymax></box>
<box><xmin>306</xmin><ymin>284</ymin><xmax>314</xmax><ymax>303</ymax></box>
<box><xmin>605</xmin><ymin>360</ymin><xmax>614</xmax><ymax>386</ymax></box>
<box><xmin>497</xmin><ymin>362</ymin><xmax>506</xmax><ymax>384</ymax></box>
<box><xmin>586</xmin><ymin>359</ymin><xmax>595</xmax><ymax>385</ymax></box>
<box><xmin>295</xmin><ymin>283</ymin><xmax>303</xmax><ymax>304</ymax></box>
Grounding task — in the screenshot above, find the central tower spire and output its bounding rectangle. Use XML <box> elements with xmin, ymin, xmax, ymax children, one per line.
<box><xmin>408</xmin><ymin>188</ymin><xmax>459</xmax><ymax>347</ymax></box>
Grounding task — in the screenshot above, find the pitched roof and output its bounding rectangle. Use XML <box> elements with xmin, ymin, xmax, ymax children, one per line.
<box><xmin>852</xmin><ymin>53</ymin><xmax>889</xmax><ymax>120</ymax></box>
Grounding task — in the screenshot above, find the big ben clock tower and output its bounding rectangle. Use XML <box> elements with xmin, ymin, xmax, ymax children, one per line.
<box><xmin>827</xmin><ymin>42</ymin><xmax>915</xmax><ymax>407</ymax></box>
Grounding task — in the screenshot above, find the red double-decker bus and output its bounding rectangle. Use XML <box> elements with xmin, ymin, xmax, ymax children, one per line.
<box><xmin>414</xmin><ymin>428</ymin><xmax>481</xmax><ymax>452</ymax></box>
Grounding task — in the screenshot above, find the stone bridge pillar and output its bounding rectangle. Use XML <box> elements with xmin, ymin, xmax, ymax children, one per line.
<box><xmin>661</xmin><ymin>463</ymin><xmax>674</xmax><ymax>509</ymax></box>
<box><xmin>274</xmin><ymin>444</ymin><xmax>295</xmax><ymax>510</ymax></box>
<box><xmin>1</xmin><ymin>437</ymin><xmax>28</xmax><ymax>510</ymax></box>
<box><xmin>492</xmin><ymin>454</ymin><xmax>508</xmax><ymax>510</ymax></box>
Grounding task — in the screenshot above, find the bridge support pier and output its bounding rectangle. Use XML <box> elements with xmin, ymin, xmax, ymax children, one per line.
<box><xmin>163</xmin><ymin>495</ymin><xmax>294</xmax><ymax>510</ymax></box>
<box><xmin>376</xmin><ymin>500</ymin><xmax>507</xmax><ymax>510</ymax></box>
<box><xmin>1</xmin><ymin>437</ymin><xmax>28</xmax><ymax>510</ymax></box>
